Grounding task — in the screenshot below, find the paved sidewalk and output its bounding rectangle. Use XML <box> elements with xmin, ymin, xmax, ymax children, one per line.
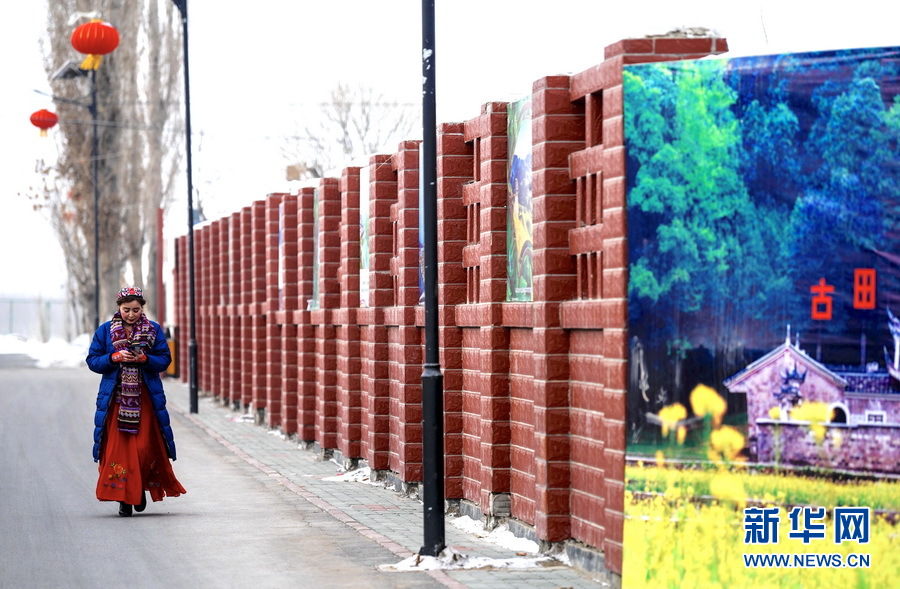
<box><xmin>165</xmin><ymin>381</ymin><xmax>609</xmax><ymax>589</ymax></box>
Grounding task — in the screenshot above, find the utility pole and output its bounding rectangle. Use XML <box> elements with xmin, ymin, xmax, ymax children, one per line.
<box><xmin>172</xmin><ymin>0</ymin><xmax>198</xmax><ymax>413</ymax></box>
<box><xmin>419</xmin><ymin>0</ymin><xmax>445</xmax><ymax>558</ymax></box>
<box><xmin>90</xmin><ymin>69</ymin><xmax>99</xmax><ymax>329</ymax></box>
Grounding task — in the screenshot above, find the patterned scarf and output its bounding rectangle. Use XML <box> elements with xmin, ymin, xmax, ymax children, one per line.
<box><xmin>110</xmin><ymin>311</ymin><xmax>156</xmax><ymax>433</ymax></box>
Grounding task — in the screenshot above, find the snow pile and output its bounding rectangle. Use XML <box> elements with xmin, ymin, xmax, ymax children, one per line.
<box><xmin>322</xmin><ymin>466</ymin><xmax>382</xmax><ymax>486</ymax></box>
<box><xmin>378</xmin><ymin>546</ymin><xmax>555</xmax><ymax>572</ymax></box>
<box><xmin>380</xmin><ymin>516</ymin><xmax>560</xmax><ymax>572</ymax></box>
<box><xmin>450</xmin><ymin>515</ymin><xmax>540</xmax><ymax>554</ymax></box>
<box><xmin>0</xmin><ymin>333</ymin><xmax>90</xmax><ymax>368</ymax></box>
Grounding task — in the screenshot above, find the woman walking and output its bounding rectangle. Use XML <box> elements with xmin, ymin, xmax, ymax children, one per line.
<box><xmin>86</xmin><ymin>286</ymin><xmax>185</xmax><ymax>516</ymax></box>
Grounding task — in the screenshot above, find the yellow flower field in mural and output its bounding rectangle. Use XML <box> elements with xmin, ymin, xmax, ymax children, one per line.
<box><xmin>625</xmin><ymin>385</ymin><xmax>900</xmax><ymax>588</ymax></box>
<box><xmin>624</xmin><ymin>482</ymin><xmax>900</xmax><ymax>588</ymax></box>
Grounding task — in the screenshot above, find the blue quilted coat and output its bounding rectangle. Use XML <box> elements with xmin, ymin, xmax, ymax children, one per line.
<box><xmin>85</xmin><ymin>320</ymin><xmax>176</xmax><ymax>462</ymax></box>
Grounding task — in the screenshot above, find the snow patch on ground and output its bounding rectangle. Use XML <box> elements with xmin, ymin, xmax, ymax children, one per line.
<box><xmin>449</xmin><ymin>515</ymin><xmax>541</xmax><ymax>554</ymax></box>
<box><xmin>322</xmin><ymin>466</ymin><xmax>383</xmax><ymax>486</ymax></box>
<box><xmin>0</xmin><ymin>333</ymin><xmax>90</xmax><ymax>368</ymax></box>
<box><xmin>378</xmin><ymin>546</ymin><xmax>556</xmax><ymax>572</ymax></box>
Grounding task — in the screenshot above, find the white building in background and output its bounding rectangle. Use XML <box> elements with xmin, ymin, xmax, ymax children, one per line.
<box><xmin>0</xmin><ymin>297</ymin><xmax>79</xmax><ymax>341</ymax></box>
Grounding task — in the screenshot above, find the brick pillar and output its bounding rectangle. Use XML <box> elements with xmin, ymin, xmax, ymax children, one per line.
<box><xmin>209</xmin><ymin>220</ymin><xmax>222</xmax><ymax>400</ymax></box>
<box><xmin>311</xmin><ymin>178</ymin><xmax>341</xmax><ymax>450</ymax></box>
<box><xmin>277</xmin><ymin>193</ymin><xmax>300</xmax><ymax>436</ymax></box>
<box><xmin>249</xmin><ymin>200</ymin><xmax>267</xmax><ymax>418</ymax></box>
<box><xmin>335</xmin><ymin>168</ymin><xmax>362</xmax><ymax>462</ymax></box>
<box><xmin>227</xmin><ymin>211</ymin><xmax>242</xmax><ymax>409</ymax></box>
<box><xmin>296</xmin><ymin>187</ymin><xmax>318</xmax><ymax>442</ymax></box>
<box><xmin>214</xmin><ymin>217</ymin><xmax>229</xmax><ymax>401</ymax></box>
<box><xmin>436</xmin><ymin>122</ymin><xmax>470</xmax><ymax>499</ymax></box>
<box><xmin>173</xmin><ymin>236</ymin><xmax>190</xmax><ymax>382</ymax></box>
<box><xmin>195</xmin><ymin>225</ymin><xmax>212</xmax><ymax>393</ymax></box>
<box><xmin>239</xmin><ymin>205</ymin><xmax>253</xmax><ymax>410</ymax></box>
<box><xmin>360</xmin><ymin>154</ymin><xmax>395</xmax><ymax>470</ymax></box>
<box><xmin>194</xmin><ymin>224</ymin><xmax>204</xmax><ymax>391</ymax></box>
<box><xmin>460</xmin><ymin>102</ymin><xmax>512</xmax><ymax>515</ymax></box>
<box><xmin>530</xmin><ymin>75</ymin><xmax>582</xmax><ymax>543</ymax></box>
<box><xmin>264</xmin><ymin>193</ymin><xmax>284</xmax><ymax>429</ymax></box>
<box><xmin>562</xmin><ymin>34</ymin><xmax>730</xmax><ymax>575</ymax></box>
<box><xmin>387</xmin><ymin>140</ymin><xmax>423</xmax><ymax>482</ymax></box>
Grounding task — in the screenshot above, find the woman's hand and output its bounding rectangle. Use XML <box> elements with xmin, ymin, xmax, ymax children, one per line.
<box><xmin>111</xmin><ymin>350</ymin><xmax>138</xmax><ymax>363</ymax></box>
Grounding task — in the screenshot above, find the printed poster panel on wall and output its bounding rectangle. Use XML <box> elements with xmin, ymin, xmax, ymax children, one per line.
<box><xmin>308</xmin><ymin>188</ymin><xmax>320</xmax><ymax>311</ymax></box>
<box><xmin>359</xmin><ymin>165</ymin><xmax>371</xmax><ymax>308</ymax></box>
<box><xmin>278</xmin><ymin>201</ymin><xmax>285</xmax><ymax>310</ymax></box>
<box><xmin>507</xmin><ymin>96</ymin><xmax>533</xmax><ymax>301</ymax></box>
<box><xmin>624</xmin><ymin>47</ymin><xmax>900</xmax><ymax>587</ymax></box>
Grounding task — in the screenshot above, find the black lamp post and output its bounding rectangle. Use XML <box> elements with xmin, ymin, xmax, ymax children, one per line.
<box><xmin>51</xmin><ymin>62</ymin><xmax>100</xmax><ymax>329</ymax></box>
<box><xmin>171</xmin><ymin>0</ymin><xmax>199</xmax><ymax>414</ymax></box>
<box><xmin>420</xmin><ymin>0</ymin><xmax>446</xmax><ymax>558</ymax></box>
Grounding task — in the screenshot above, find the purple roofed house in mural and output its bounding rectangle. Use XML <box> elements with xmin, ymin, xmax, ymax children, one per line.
<box><xmin>724</xmin><ymin>315</ymin><xmax>900</xmax><ymax>474</ymax></box>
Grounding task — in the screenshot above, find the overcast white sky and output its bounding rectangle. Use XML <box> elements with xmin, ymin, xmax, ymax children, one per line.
<box><xmin>2</xmin><ymin>0</ymin><xmax>899</xmax><ymax>298</ymax></box>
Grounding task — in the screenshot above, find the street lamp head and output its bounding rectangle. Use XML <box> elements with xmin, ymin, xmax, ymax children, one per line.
<box><xmin>52</xmin><ymin>60</ymin><xmax>89</xmax><ymax>81</ymax></box>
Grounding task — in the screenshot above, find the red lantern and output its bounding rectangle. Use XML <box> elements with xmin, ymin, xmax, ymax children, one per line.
<box><xmin>30</xmin><ymin>109</ymin><xmax>58</xmax><ymax>137</ymax></box>
<box><xmin>71</xmin><ymin>19</ymin><xmax>119</xmax><ymax>70</ymax></box>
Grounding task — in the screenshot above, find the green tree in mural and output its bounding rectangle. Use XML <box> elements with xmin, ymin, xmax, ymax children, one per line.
<box><xmin>786</xmin><ymin>62</ymin><xmax>900</xmax><ymax>339</ymax></box>
<box><xmin>628</xmin><ymin>64</ymin><xmax>788</xmax><ymax>320</ymax></box>
<box><xmin>740</xmin><ymin>100</ymin><xmax>801</xmax><ymax>207</ymax></box>
<box><xmin>627</xmin><ymin>61</ymin><xmax>793</xmax><ymax>398</ymax></box>
<box><xmin>626</xmin><ymin>48</ymin><xmax>900</xmax><ymax>440</ymax></box>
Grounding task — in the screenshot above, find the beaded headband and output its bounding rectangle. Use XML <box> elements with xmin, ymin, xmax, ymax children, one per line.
<box><xmin>118</xmin><ymin>286</ymin><xmax>143</xmax><ymax>299</ymax></box>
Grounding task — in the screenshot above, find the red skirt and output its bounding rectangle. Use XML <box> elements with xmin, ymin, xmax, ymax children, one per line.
<box><xmin>96</xmin><ymin>385</ymin><xmax>186</xmax><ymax>505</ymax></box>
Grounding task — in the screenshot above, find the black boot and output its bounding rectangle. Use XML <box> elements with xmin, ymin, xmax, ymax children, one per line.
<box><xmin>118</xmin><ymin>502</ymin><xmax>133</xmax><ymax>517</ymax></box>
<box><xmin>135</xmin><ymin>491</ymin><xmax>147</xmax><ymax>513</ymax></box>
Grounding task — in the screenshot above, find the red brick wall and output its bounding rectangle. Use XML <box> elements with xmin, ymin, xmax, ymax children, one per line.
<box><xmin>169</xmin><ymin>34</ymin><xmax>729</xmax><ymax>578</ymax></box>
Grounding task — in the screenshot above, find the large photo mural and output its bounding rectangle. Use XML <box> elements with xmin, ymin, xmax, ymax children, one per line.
<box><xmin>624</xmin><ymin>46</ymin><xmax>900</xmax><ymax>587</ymax></box>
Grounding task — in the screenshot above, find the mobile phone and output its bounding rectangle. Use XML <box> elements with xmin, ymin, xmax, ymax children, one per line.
<box><xmin>130</xmin><ymin>342</ymin><xmax>146</xmax><ymax>354</ymax></box>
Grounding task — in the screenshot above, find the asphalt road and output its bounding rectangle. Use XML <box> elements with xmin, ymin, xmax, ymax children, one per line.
<box><xmin>0</xmin><ymin>362</ymin><xmax>442</xmax><ymax>589</ymax></box>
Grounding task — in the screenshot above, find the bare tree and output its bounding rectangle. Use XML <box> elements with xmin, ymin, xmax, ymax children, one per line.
<box><xmin>117</xmin><ymin>0</ymin><xmax>183</xmax><ymax>316</ymax></box>
<box><xmin>23</xmin><ymin>0</ymin><xmax>182</xmax><ymax>331</ymax></box>
<box><xmin>283</xmin><ymin>83</ymin><xmax>419</xmax><ymax>180</ymax></box>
